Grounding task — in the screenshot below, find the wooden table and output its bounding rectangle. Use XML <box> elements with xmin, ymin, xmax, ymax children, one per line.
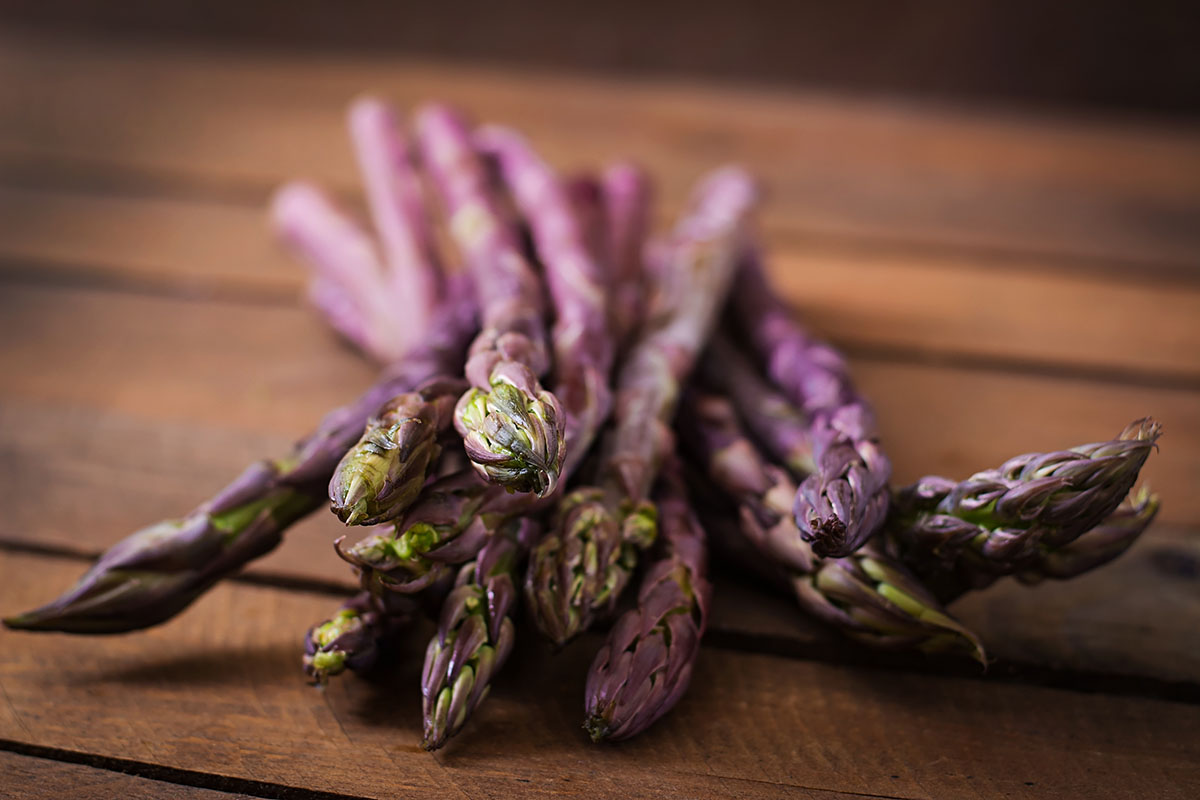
<box><xmin>1</xmin><ymin>31</ymin><xmax>1199</xmax><ymax>800</ymax></box>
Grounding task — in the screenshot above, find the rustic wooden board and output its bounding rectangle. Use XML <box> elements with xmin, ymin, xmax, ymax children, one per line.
<box><xmin>3</xmin><ymin>186</ymin><xmax>1198</xmax><ymax>382</ymax></box>
<box><xmin>0</xmin><ymin>751</ymin><xmax>258</xmax><ymax>800</ymax></box>
<box><xmin>2</xmin><ymin>25</ymin><xmax>1198</xmax><ymax>799</ymax></box>
<box><xmin>1</xmin><ymin>283</ymin><xmax>1191</xmax><ymax>523</ymax></box>
<box><xmin>3</xmin><ymin>553</ymin><xmax>1198</xmax><ymax>800</ymax></box>
<box><xmin>0</xmin><ymin>283</ymin><xmax>376</xmax><ymax>440</ymax></box>
<box><xmin>0</xmin><ymin>185</ymin><xmax>293</xmax><ymax>297</ymax></box>
<box><xmin>1</xmin><ymin>34</ymin><xmax>1198</xmax><ymax>270</ymax></box>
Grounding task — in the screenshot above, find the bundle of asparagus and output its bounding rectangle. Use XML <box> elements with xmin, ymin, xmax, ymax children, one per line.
<box><xmin>4</xmin><ymin>96</ymin><xmax>1163</xmax><ymax>750</ymax></box>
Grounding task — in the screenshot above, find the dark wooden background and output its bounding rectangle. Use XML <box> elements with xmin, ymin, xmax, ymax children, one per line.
<box><xmin>2</xmin><ymin>0</ymin><xmax>1199</xmax><ymax>114</ymax></box>
<box><xmin>0</xmin><ymin>5</ymin><xmax>1198</xmax><ymax>799</ymax></box>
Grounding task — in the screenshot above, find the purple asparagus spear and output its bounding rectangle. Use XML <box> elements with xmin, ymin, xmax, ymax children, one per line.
<box><xmin>680</xmin><ymin>391</ymin><xmax>984</xmax><ymax>662</ymax></box>
<box><xmin>415</xmin><ymin>104</ymin><xmax>565</xmax><ymax>497</ymax></box>
<box><xmin>4</xmin><ymin>293</ymin><xmax>475</xmax><ymax>634</ymax></box>
<box><xmin>585</xmin><ymin>462</ymin><xmax>711</xmax><ymax>742</ymax></box>
<box><xmin>328</xmin><ymin>376</ymin><xmax>466</xmax><ymax>526</ymax></box>
<box><xmin>526</xmin><ymin>166</ymin><xmax>758</xmax><ymax>647</ymax></box>
<box><xmin>700</xmin><ymin>332</ymin><xmax>815</xmax><ymax>478</ymax></box>
<box><xmin>1015</xmin><ymin>487</ymin><xmax>1159</xmax><ymax>584</ymax></box>
<box><xmin>5</xmin><ymin>99</ymin><xmax>477</xmax><ymax>634</ymax></box>
<box><xmin>600</xmin><ymin>162</ymin><xmax>652</xmax><ymax>346</ymax></box>
<box><xmin>476</xmin><ymin>125</ymin><xmax>616</xmax><ymax>480</ymax></box>
<box><xmin>272</xmin><ymin>99</ymin><xmax>443</xmax><ymax>364</ymax></box>
<box><xmin>888</xmin><ymin>418</ymin><xmax>1161</xmax><ymax>601</ymax></box>
<box><xmin>731</xmin><ymin>247</ymin><xmax>891</xmax><ymax>558</ymax></box>
<box><xmin>303</xmin><ymin>590</ymin><xmax>419</xmax><ymax>685</ymax></box>
<box><xmin>420</xmin><ymin>516</ymin><xmax>539</xmax><ymax>750</ymax></box>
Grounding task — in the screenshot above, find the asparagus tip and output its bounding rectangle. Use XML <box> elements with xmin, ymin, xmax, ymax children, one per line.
<box><xmin>583</xmin><ymin>715</ymin><xmax>611</xmax><ymax>743</ymax></box>
<box><xmin>2</xmin><ymin>611</ymin><xmax>38</xmax><ymax>630</ymax></box>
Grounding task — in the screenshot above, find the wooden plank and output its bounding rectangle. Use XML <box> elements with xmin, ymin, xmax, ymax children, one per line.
<box><xmin>0</xmin><ymin>185</ymin><xmax>292</xmax><ymax>297</ymax></box>
<box><xmin>2</xmin><ymin>552</ymin><xmax>1197</xmax><ymax>800</ymax></box>
<box><xmin>1</xmin><ymin>283</ymin><xmax>1192</xmax><ymax>522</ymax></box>
<box><xmin>0</xmin><ymin>34</ymin><xmax>1198</xmax><ymax>269</ymax></box>
<box><xmin>0</xmin><ymin>751</ymin><xmax>257</xmax><ymax>800</ymax></box>
<box><xmin>4</xmin><ymin>0</ymin><xmax>1197</xmax><ymax>116</ymax></box>
<box><xmin>3</xmin><ymin>396</ymin><xmax>1197</xmax><ymax>685</ymax></box>
<box><xmin>0</xmin><ymin>283</ymin><xmax>376</xmax><ymax>440</ymax></box>
<box><xmin>772</xmin><ymin>244</ymin><xmax>1200</xmax><ymax>384</ymax></box>
<box><xmin>3</xmin><ymin>187</ymin><xmax>1199</xmax><ymax>381</ymax></box>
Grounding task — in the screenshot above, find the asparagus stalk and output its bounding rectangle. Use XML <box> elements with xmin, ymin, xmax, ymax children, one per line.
<box><xmin>563</xmin><ymin>174</ymin><xmax>607</xmax><ymax>279</ymax></box>
<box><xmin>328</xmin><ymin>377</ymin><xmax>465</xmax><ymax>526</ymax></box>
<box><xmin>421</xmin><ymin>516</ymin><xmax>538</xmax><ymax>750</ymax></box>
<box><xmin>6</xmin><ymin>106</ymin><xmax>476</xmax><ymax>634</ymax></box>
<box><xmin>303</xmin><ymin>589</ymin><xmax>419</xmax><ymax>684</ymax></box>
<box><xmin>339</xmin><ymin>129</ymin><xmax>623</xmax><ymax>598</ymax></box>
<box><xmin>680</xmin><ymin>391</ymin><xmax>984</xmax><ymax>662</ymax></box>
<box><xmin>731</xmin><ymin>248</ymin><xmax>891</xmax><ymax>558</ymax></box>
<box><xmin>272</xmin><ymin>182</ymin><xmax>402</xmax><ymax>361</ymax></box>
<box><xmin>1015</xmin><ymin>487</ymin><xmax>1159</xmax><ymax>584</ymax></box>
<box><xmin>585</xmin><ymin>462</ymin><xmax>711</xmax><ymax>742</ymax></box>
<box><xmin>700</xmin><ymin>333</ymin><xmax>815</xmax><ymax>477</ymax></box>
<box><xmin>3</xmin><ymin>294</ymin><xmax>474</xmax><ymax>634</ymax></box>
<box><xmin>415</xmin><ymin>105</ymin><xmax>565</xmax><ymax>497</ymax></box>
<box><xmin>600</xmin><ymin>162</ymin><xmax>652</xmax><ymax>346</ymax></box>
<box><xmin>336</xmin><ymin>469</ymin><xmax>513</xmax><ymax>594</ymax></box>
<box><xmin>272</xmin><ymin>99</ymin><xmax>442</xmax><ymax>364</ymax></box>
<box><xmin>348</xmin><ymin>97</ymin><xmax>442</xmax><ymax>331</ymax></box>
<box><xmin>526</xmin><ymin>166</ymin><xmax>758</xmax><ymax>647</ymax></box>
<box><xmin>476</xmin><ymin>125</ymin><xmax>616</xmax><ymax>480</ymax></box>
<box><xmin>888</xmin><ymin>418</ymin><xmax>1161</xmax><ymax>601</ymax></box>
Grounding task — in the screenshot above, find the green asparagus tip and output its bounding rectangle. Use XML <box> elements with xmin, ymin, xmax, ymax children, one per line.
<box><xmin>309</xmin><ymin>650</ymin><xmax>347</xmax><ymax>677</ymax></box>
<box><xmin>2</xmin><ymin>613</ymin><xmax>36</xmax><ymax>630</ymax></box>
<box><xmin>583</xmin><ymin>716</ymin><xmax>611</xmax><ymax>743</ymax></box>
<box><xmin>343</xmin><ymin>504</ymin><xmax>367</xmax><ymax>526</ymax></box>
<box><xmin>2</xmin><ymin>604</ymin><xmax>65</xmax><ymax>631</ymax></box>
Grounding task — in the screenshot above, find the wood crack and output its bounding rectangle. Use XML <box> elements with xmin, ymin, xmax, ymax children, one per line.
<box><xmin>0</xmin><ymin>739</ymin><xmax>377</xmax><ymax>800</ymax></box>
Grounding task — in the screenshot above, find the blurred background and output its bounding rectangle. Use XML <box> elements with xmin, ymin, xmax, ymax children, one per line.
<box><xmin>2</xmin><ymin>0</ymin><xmax>1198</xmax><ymax>116</ymax></box>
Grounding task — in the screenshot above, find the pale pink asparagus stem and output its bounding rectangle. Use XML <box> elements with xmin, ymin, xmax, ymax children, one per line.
<box><xmin>270</xmin><ymin>181</ymin><xmax>401</xmax><ymax>362</ymax></box>
<box><xmin>348</xmin><ymin>98</ymin><xmax>442</xmax><ymax>325</ymax></box>
<box><xmin>601</xmin><ymin>162</ymin><xmax>652</xmax><ymax>345</ymax></box>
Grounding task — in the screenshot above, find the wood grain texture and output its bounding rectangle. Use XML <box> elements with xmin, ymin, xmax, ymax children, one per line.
<box><xmin>2</xmin><ymin>553</ymin><xmax>1198</xmax><ymax>800</ymax></box>
<box><xmin>0</xmin><ymin>751</ymin><xmax>257</xmax><ymax>800</ymax></box>
<box><xmin>0</xmin><ymin>33</ymin><xmax>1198</xmax><ymax>270</ymax></box>
<box><xmin>0</xmin><ymin>283</ymin><xmax>376</xmax><ymax>440</ymax></box>
<box><xmin>1</xmin><ymin>26</ymin><xmax>1198</xmax><ymax>799</ymax></box>
<box><xmin>2</xmin><ymin>186</ymin><xmax>1198</xmax><ymax>382</ymax></box>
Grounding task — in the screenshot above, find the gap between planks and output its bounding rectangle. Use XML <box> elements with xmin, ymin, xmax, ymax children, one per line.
<box><xmin>0</xmin><ymin>742</ymin><xmax>374</xmax><ymax>800</ymax></box>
